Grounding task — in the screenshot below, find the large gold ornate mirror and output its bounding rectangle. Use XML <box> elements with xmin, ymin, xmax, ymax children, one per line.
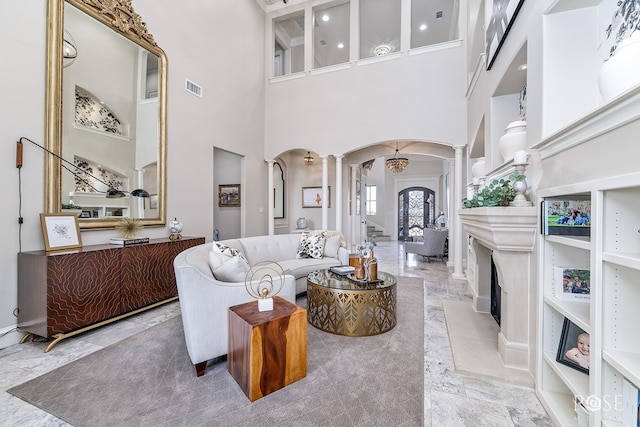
<box><xmin>46</xmin><ymin>0</ymin><xmax>167</xmax><ymax>229</ymax></box>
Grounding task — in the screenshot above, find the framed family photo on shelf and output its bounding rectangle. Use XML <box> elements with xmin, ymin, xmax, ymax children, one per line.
<box><xmin>218</xmin><ymin>184</ymin><xmax>241</xmax><ymax>207</ymax></box>
<box><xmin>39</xmin><ymin>213</ymin><xmax>82</xmax><ymax>251</ymax></box>
<box><xmin>554</xmin><ymin>267</ymin><xmax>590</xmax><ymax>303</ymax></box>
<box><xmin>542</xmin><ymin>198</ymin><xmax>591</xmax><ymax>236</ymax></box>
<box><xmin>302</xmin><ymin>186</ymin><xmax>331</xmax><ymax>208</ymax></box>
<box><xmin>556</xmin><ymin>318</ymin><xmax>590</xmax><ymax>375</ymax></box>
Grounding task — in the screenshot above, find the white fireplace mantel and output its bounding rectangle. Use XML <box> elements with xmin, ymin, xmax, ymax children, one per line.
<box><xmin>458</xmin><ymin>207</ymin><xmax>538</xmax><ymax>252</ymax></box>
<box><xmin>458</xmin><ymin>206</ymin><xmax>538</xmax><ymax>371</ymax></box>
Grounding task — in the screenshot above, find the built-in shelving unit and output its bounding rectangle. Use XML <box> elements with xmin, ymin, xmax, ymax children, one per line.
<box><xmin>533</xmin><ymin>1</ymin><xmax>640</xmax><ymax>422</ymax></box>
<box><xmin>537</xmin><ymin>171</ymin><xmax>640</xmax><ymax>427</ymax></box>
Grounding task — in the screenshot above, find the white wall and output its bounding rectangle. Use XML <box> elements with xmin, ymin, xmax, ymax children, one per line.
<box><xmin>264</xmin><ymin>45</ymin><xmax>468</xmax><ymax>159</ymax></box>
<box><xmin>0</xmin><ymin>0</ymin><xmax>266</xmax><ymax>347</ymax></box>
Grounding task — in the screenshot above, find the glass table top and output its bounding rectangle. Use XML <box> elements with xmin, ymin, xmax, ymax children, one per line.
<box><xmin>307</xmin><ymin>269</ymin><xmax>396</xmax><ymax>291</ymax></box>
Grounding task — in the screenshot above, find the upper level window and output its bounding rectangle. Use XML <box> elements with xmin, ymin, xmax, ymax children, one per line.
<box><xmin>360</xmin><ymin>0</ymin><xmax>401</xmax><ymax>59</ymax></box>
<box><xmin>313</xmin><ymin>1</ymin><xmax>350</xmax><ymax>69</ymax></box>
<box><xmin>274</xmin><ymin>11</ymin><xmax>305</xmax><ymax>77</ymax></box>
<box><xmin>411</xmin><ymin>0</ymin><xmax>458</xmax><ymax>49</ymax></box>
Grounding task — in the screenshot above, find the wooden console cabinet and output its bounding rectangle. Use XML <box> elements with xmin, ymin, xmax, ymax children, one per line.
<box><xmin>17</xmin><ymin>236</ymin><xmax>204</xmax><ymax>351</ymax></box>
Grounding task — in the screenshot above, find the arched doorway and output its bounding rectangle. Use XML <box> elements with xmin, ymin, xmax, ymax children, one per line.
<box><xmin>398</xmin><ymin>186</ymin><xmax>435</xmax><ymax>241</ymax></box>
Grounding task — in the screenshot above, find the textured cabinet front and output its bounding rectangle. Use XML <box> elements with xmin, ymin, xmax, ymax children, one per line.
<box><xmin>18</xmin><ymin>237</ymin><xmax>205</xmax><ymax>339</ymax></box>
<box><xmin>47</xmin><ymin>249</ymin><xmax>122</xmax><ymax>336</ymax></box>
<box><xmin>121</xmin><ymin>238</ymin><xmax>201</xmax><ymax>311</ymax></box>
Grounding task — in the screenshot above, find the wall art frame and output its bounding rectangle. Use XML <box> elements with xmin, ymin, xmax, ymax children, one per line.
<box><xmin>40</xmin><ymin>213</ymin><xmax>82</xmax><ymax>251</ymax></box>
<box><xmin>486</xmin><ymin>0</ymin><xmax>526</xmax><ymax>70</ymax></box>
<box><xmin>219</xmin><ymin>184</ymin><xmax>241</xmax><ymax>207</ymax></box>
<box><xmin>302</xmin><ymin>186</ymin><xmax>331</xmax><ymax>208</ymax></box>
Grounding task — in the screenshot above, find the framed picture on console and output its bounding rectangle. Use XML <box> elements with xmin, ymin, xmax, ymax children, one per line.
<box><xmin>40</xmin><ymin>213</ymin><xmax>82</xmax><ymax>251</ymax></box>
<box><xmin>556</xmin><ymin>318</ymin><xmax>590</xmax><ymax>375</ymax></box>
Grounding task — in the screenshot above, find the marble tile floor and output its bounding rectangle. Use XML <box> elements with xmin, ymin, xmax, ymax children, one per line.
<box><xmin>0</xmin><ymin>240</ymin><xmax>553</xmax><ymax>426</ymax></box>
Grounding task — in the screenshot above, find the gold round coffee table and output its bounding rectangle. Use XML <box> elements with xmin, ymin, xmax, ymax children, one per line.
<box><xmin>306</xmin><ymin>269</ymin><xmax>397</xmax><ymax>337</ymax></box>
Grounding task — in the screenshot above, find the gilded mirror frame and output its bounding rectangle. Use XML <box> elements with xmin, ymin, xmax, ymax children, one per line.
<box><xmin>46</xmin><ymin>0</ymin><xmax>167</xmax><ymax>229</ymax></box>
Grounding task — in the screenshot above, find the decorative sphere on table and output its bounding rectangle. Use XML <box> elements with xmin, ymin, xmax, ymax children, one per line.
<box><xmin>169</xmin><ymin>217</ymin><xmax>183</xmax><ymax>240</ymax></box>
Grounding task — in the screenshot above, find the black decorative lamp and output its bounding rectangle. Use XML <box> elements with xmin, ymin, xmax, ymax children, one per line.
<box><xmin>17</xmin><ymin>137</ymin><xmax>149</xmax><ymax>199</ymax></box>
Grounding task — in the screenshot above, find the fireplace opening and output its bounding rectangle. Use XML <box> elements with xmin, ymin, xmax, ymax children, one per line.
<box><xmin>490</xmin><ymin>255</ymin><xmax>501</xmax><ymax>326</ymax></box>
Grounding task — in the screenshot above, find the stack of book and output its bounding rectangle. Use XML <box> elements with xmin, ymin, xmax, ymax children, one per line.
<box><xmin>109</xmin><ymin>237</ymin><xmax>150</xmax><ymax>246</ymax></box>
<box><xmin>329</xmin><ymin>265</ymin><xmax>355</xmax><ymax>276</ymax></box>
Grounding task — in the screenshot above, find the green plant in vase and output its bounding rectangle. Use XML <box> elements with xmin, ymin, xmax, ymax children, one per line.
<box><xmin>462</xmin><ymin>172</ymin><xmax>525</xmax><ymax>208</ymax></box>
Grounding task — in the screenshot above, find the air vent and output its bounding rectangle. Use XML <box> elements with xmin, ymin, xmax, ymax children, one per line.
<box><xmin>320</xmin><ymin>39</ymin><xmax>327</xmax><ymax>46</ymax></box>
<box><xmin>436</xmin><ymin>11</ymin><xmax>443</xmax><ymax>20</ymax></box>
<box><xmin>185</xmin><ymin>79</ymin><xmax>203</xmax><ymax>98</ymax></box>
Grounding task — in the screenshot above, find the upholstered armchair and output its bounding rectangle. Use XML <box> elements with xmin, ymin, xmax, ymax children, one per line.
<box><xmin>404</xmin><ymin>228</ymin><xmax>448</xmax><ymax>262</ymax></box>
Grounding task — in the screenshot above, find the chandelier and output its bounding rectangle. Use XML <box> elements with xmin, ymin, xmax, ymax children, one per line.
<box><xmin>386</xmin><ymin>142</ymin><xmax>409</xmax><ymax>173</ymax></box>
<box><xmin>303</xmin><ymin>151</ymin><xmax>314</xmax><ymax>166</ymax></box>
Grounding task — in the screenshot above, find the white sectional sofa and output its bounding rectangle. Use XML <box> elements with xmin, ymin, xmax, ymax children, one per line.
<box><xmin>173</xmin><ymin>232</ymin><xmax>349</xmax><ymax>376</ymax></box>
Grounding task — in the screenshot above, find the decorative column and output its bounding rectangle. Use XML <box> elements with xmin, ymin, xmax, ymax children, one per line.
<box><xmin>452</xmin><ymin>145</ymin><xmax>465</xmax><ymax>280</ymax></box>
<box><xmin>321</xmin><ymin>155</ymin><xmax>329</xmax><ymax>230</ymax></box>
<box><xmin>267</xmin><ymin>160</ymin><xmax>274</xmax><ymax>236</ymax></box>
<box><xmin>350</xmin><ymin>164</ymin><xmax>358</xmax><ymax>251</ymax></box>
<box><xmin>334</xmin><ymin>155</ymin><xmax>344</xmax><ymax>233</ymax></box>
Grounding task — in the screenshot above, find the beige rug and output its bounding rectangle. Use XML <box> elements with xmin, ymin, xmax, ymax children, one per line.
<box><xmin>9</xmin><ymin>277</ymin><xmax>424</xmax><ymax>426</ymax></box>
<box><xmin>443</xmin><ymin>299</ymin><xmax>533</xmax><ymax>387</ymax></box>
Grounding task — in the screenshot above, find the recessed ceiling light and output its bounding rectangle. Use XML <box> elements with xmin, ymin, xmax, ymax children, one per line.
<box><xmin>517</xmin><ymin>64</ymin><xmax>528</xmax><ymax>71</ymax></box>
<box><xmin>322</xmin><ymin>14</ymin><xmax>329</xmax><ymax>22</ymax></box>
<box><xmin>419</xmin><ymin>24</ymin><xmax>427</xmax><ymax>31</ymax></box>
<box><xmin>337</xmin><ymin>42</ymin><xmax>344</xmax><ymax>49</ymax></box>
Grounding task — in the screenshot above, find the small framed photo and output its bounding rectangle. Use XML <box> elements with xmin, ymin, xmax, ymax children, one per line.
<box><xmin>302</xmin><ymin>186</ymin><xmax>331</xmax><ymax>208</ymax></box>
<box><xmin>219</xmin><ymin>184</ymin><xmax>241</xmax><ymax>207</ymax></box>
<box><xmin>79</xmin><ymin>210</ymin><xmax>92</xmax><ymax>218</ymax></box>
<box><xmin>556</xmin><ymin>318</ymin><xmax>590</xmax><ymax>375</ymax></box>
<box><xmin>39</xmin><ymin>213</ymin><xmax>82</xmax><ymax>251</ymax></box>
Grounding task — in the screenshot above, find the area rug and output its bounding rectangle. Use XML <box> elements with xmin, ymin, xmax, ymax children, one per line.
<box><xmin>8</xmin><ymin>277</ymin><xmax>424</xmax><ymax>426</ymax></box>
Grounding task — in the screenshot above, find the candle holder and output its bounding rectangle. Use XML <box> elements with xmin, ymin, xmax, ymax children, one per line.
<box><xmin>510</xmin><ymin>153</ymin><xmax>533</xmax><ymax>207</ymax></box>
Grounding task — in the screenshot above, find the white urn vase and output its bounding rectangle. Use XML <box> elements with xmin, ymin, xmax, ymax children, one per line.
<box><xmin>498</xmin><ymin>121</ymin><xmax>527</xmax><ymax>162</ymax></box>
<box><xmin>471</xmin><ymin>157</ymin><xmax>486</xmax><ymax>179</ymax></box>
<box><xmin>598</xmin><ymin>32</ymin><xmax>640</xmax><ymax>101</ymax></box>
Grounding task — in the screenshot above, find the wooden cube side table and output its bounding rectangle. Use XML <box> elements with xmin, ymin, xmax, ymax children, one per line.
<box><xmin>228</xmin><ymin>296</ymin><xmax>307</xmax><ymax>401</ymax></box>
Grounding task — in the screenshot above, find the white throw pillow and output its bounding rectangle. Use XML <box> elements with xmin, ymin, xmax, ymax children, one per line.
<box><xmin>208</xmin><ymin>250</ymin><xmax>250</xmax><ymax>282</ymax></box>
<box><xmin>323</xmin><ymin>231</ymin><xmax>344</xmax><ymax>259</ymax></box>
<box><xmin>296</xmin><ymin>231</ymin><xmax>327</xmax><ymax>259</ymax></box>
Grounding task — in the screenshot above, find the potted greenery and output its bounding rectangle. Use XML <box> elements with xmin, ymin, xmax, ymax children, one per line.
<box><xmin>61</xmin><ymin>203</ymin><xmax>83</xmax><ymax>215</ymax></box>
<box><xmin>462</xmin><ymin>172</ymin><xmax>525</xmax><ymax>208</ymax></box>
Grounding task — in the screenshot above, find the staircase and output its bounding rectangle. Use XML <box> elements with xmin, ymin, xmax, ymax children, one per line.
<box><xmin>367</xmin><ymin>225</ymin><xmax>391</xmax><ymax>241</ymax></box>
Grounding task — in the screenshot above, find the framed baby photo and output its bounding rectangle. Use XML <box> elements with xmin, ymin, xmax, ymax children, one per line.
<box><xmin>556</xmin><ymin>318</ymin><xmax>590</xmax><ymax>375</ymax></box>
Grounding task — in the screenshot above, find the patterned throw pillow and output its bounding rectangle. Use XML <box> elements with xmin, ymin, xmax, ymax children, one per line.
<box><xmin>296</xmin><ymin>231</ymin><xmax>327</xmax><ymax>259</ymax></box>
<box><xmin>212</xmin><ymin>242</ymin><xmax>247</xmax><ymax>261</ymax></box>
